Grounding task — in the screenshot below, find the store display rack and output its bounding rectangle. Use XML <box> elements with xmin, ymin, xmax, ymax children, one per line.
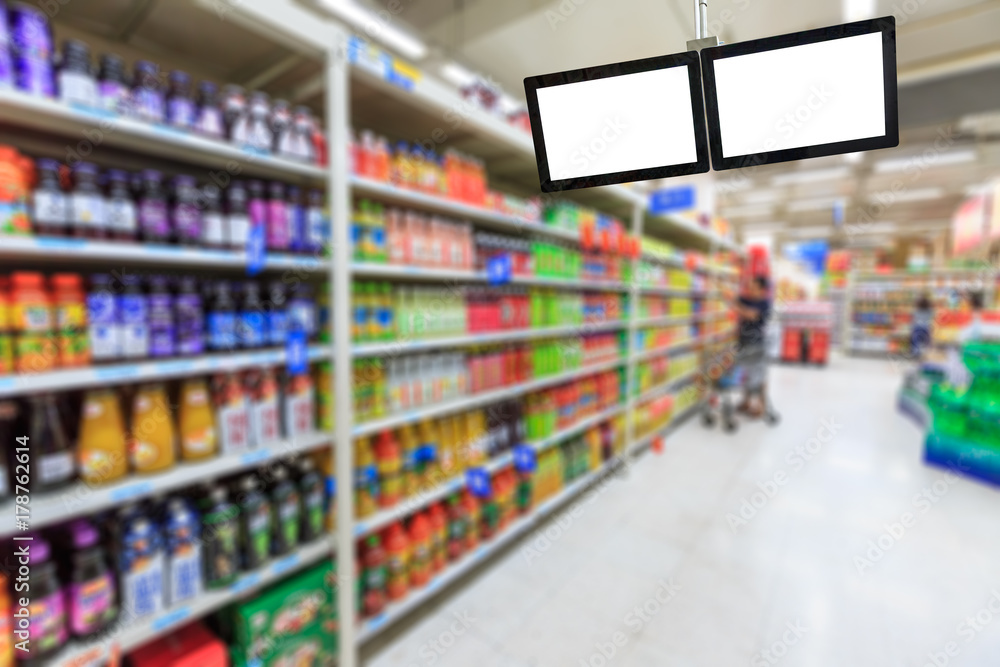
<box><xmin>0</xmin><ymin>1</ymin><xmax>741</xmax><ymax>665</ymax></box>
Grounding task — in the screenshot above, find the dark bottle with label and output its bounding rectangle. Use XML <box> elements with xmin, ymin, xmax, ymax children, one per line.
<box><xmin>286</xmin><ymin>185</ymin><xmax>305</xmax><ymax>254</ymax></box>
<box><xmin>221</xmin><ymin>84</ymin><xmax>248</xmax><ymax>143</ymax></box>
<box><xmin>119</xmin><ymin>273</ymin><xmax>150</xmax><ymax>359</ymax></box>
<box><xmin>166</xmin><ymin>70</ymin><xmax>195</xmax><ymax>130</ymax></box>
<box><xmin>132</xmin><ymin>60</ymin><xmax>165</xmax><ymax>124</ymax></box>
<box><xmin>235</xmin><ymin>474</ymin><xmax>271</xmax><ymax>570</ymax></box>
<box><xmin>265</xmin><ymin>281</ymin><xmax>288</xmax><ymax>347</ymax></box>
<box><xmin>305</xmin><ymin>188</ymin><xmax>327</xmax><ymax>255</ymax></box>
<box><xmin>245</xmin><ymin>91</ymin><xmax>273</xmax><ymax>151</ymax></box>
<box><xmin>64</xmin><ymin>520</ymin><xmax>117</xmax><ymax>639</ymax></box>
<box><xmin>28</xmin><ymin>393</ymin><xmax>76</xmax><ymax>492</ymax></box>
<box><xmin>207</xmin><ymin>280</ymin><xmax>237</xmax><ymax>352</ymax></box>
<box><xmin>200</xmin><ymin>183</ymin><xmax>226</xmax><ymax>248</ymax></box>
<box><xmin>296</xmin><ymin>456</ymin><xmax>325</xmax><ymax>542</ymax></box>
<box><xmin>226</xmin><ymin>180</ymin><xmax>250</xmax><ymax>250</ymax></box>
<box><xmin>247</xmin><ymin>180</ymin><xmax>267</xmax><ymax>249</ymax></box>
<box><xmin>269</xmin><ymin>98</ymin><xmax>292</xmax><ymax>153</ymax></box>
<box><xmin>269</xmin><ymin>465</ymin><xmax>300</xmax><ymax>556</ymax></box>
<box><xmin>171</xmin><ymin>175</ymin><xmax>202</xmax><ymax>245</ymax></box>
<box><xmin>175</xmin><ymin>276</ymin><xmax>204</xmax><ymax>356</ymax></box>
<box><xmin>70</xmin><ymin>162</ymin><xmax>106</xmax><ymax>239</ymax></box>
<box><xmin>137</xmin><ymin>169</ymin><xmax>170</xmax><ymax>243</ymax></box>
<box><xmin>105</xmin><ymin>169</ymin><xmax>138</xmax><ymax>241</ymax></box>
<box><xmin>57</xmin><ymin>39</ymin><xmax>97</xmax><ymax>108</ymax></box>
<box><xmin>198</xmin><ymin>484</ymin><xmax>240</xmax><ymax>589</ymax></box>
<box><xmin>97</xmin><ymin>53</ymin><xmax>129</xmax><ymax>114</ymax></box>
<box><xmin>19</xmin><ymin>536</ymin><xmax>67</xmax><ymax>666</ymax></box>
<box><xmin>32</xmin><ymin>158</ymin><xmax>68</xmax><ymax>237</ymax></box>
<box><xmin>148</xmin><ymin>276</ymin><xmax>176</xmax><ymax>359</ymax></box>
<box><xmin>195</xmin><ymin>80</ymin><xmax>224</xmax><ymax>139</ymax></box>
<box><xmin>238</xmin><ymin>281</ymin><xmax>266</xmax><ymax>349</ymax></box>
<box><xmin>162</xmin><ymin>496</ymin><xmax>203</xmax><ymax>606</ymax></box>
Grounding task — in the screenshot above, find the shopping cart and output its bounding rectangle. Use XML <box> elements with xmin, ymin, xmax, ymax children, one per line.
<box><xmin>702</xmin><ymin>342</ymin><xmax>780</xmax><ymax>433</ymax></box>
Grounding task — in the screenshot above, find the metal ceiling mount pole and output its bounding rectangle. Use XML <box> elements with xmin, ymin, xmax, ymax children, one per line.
<box><xmin>687</xmin><ymin>0</ymin><xmax>720</xmax><ymax>51</ymax></box>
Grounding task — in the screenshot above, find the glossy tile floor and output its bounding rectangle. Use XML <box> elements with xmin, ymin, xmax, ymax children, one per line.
<box><xmin>365</xmin><ymin>356</ymin><xmax>1000</xmax><ymax>666</ymax></box>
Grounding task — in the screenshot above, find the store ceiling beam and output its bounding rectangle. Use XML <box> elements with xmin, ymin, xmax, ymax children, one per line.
<box><xmin>290</xmin><ymin>73</ymin><xmax>325</xmax><ymax>102</ymax></box>
<box><xmin>236</xmin><ymin>53</ymin><xmax>303</xmax><ymax>90</ymax></box>
<box><xmin>192</xmin><ymin>0</ymin><xmax>335</xmax><ymax>57</ymax></box>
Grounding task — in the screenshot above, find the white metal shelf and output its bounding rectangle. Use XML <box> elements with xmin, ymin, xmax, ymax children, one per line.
<box><xmin>352</xmin><ymin>320</ymin><xmax>627</xmax><ymax>358</ymax></box>
<box><xmin>55</xmin><ymin>540</ymin><xmax>333</xmax><ymax>666</ymax></box>
<box><xmin>0</xmin><ymin>88</ymin><xmax>328</xmax><ymax>183</ymax></box>
<box><xmin>351</xmin><ymin>262</ymin><xmax>629</xmax><ymax>291</ymax></box>
<box><xmin>0</xmin><ymin>235</ymin><xmax>326</xmax><ymax>271</ymax></box>
<box><xmin>358</xmin><ymin>455</ymin><xmax>623</xmax><ymax>644</ymax></box>
<box><xmin>0</xmin><ymin>432</ymin><xmax>331</xmax><ymax>538</ymax></box>
<box><xmin>636</xmin><ymin>314</ymin><xmax>696</xmax><ymax>328</ymax></box>
<box><xmin>0</xmin><ymin>345</ymin><xmax>330</xmax><ymax>397</ymax></box>
<box><xmin>352</xmin><ymin>356</ymin><xmax>626</xmax><ymax>437</ymax></box>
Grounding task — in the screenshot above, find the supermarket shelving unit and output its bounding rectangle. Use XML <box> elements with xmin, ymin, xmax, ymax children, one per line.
<box><xmin>845</xmin><ymin>269</ymin><xmax>998</xmax><ymax>355</ymax></box>
<box><xmin>0</xmin><ymin>1</ymin><xmax>741</xmax><ymax>664</ymax></box>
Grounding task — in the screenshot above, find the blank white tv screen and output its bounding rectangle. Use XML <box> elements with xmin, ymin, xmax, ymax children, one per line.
<box><xmin>524</xmin><ymin>52</ymin><xmax>709</xmax><ymax>191</ymax></box>
<box><xmin>701</xmin><ymin>17</ymin><xmax>898</xmax><ymax>170</ymax></box>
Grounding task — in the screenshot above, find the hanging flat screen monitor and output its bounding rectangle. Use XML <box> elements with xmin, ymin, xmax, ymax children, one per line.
<box><xmin>700</xmin><ymin>17</ymin><xmax>898</xmax><ymax>171</ymax></box>
<box><xmin>524</xmin><ymin>51</ymin><xmax>710</xmax><ymax>192</ymax></box>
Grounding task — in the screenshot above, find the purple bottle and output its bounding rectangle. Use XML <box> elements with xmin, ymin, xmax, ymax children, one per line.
<box><xmin>170</xmin><ymin>175</ymin><xmax>202</xmax><ymax>245</ymax></box>
<box><xmin>9</xmin><ymin>2</ymin><xmax>54</xmax><ymax>97</ymax></box>
<box><xmin>65</xmin><ymin>520</ymin><xmax>117</xmax><ymax>639</ymax></box>
<box><xmin>226</xmin><ymin>180</ymin><xmax>250</xmax><ymax>250</ymax></box>
<box><xmin>266</xmin><ymin>181</ymin><xmax>289</xmax><ymax>251</ymax></box>
<box><xmin>175</xmin><ymin>275</ymin><xmax>204</xmax><ymax>356</ymax></box>
<box><xmin>21</xmin><ymin>535</ymin><xmax>67</xmax><ymax>665</ymax></box>
<box><xmin>166</xmin><ymin>70</ymin><xmax>195</xmax><ymax>129</ymax></box>
<box><xmin>97</xmin><ymin>53</ymin><xmax>129</xmax><ymax>114</ymax></box>
<box><xmin>148</xmin><ymin>276</ymin><xmax>176</xmax><ymax>358</ymax></box>
<box><xmin>137</xmin><ymin>169</ymin><xmax>170</xmax><ymax>243</ymax></box>
<box><xmin>131</xmin><ymin>60</ymin><xmax>164</xmax><ymax>123</ymax></box>
<box><xmin>0</xmin><ymin>3</ymin><xmax>13</xmax><ymax>89</ymax></box>
<box><xmin>247</xmin><ymin>179</ymin><xmax>267</xmax><ymax>248</ymax></box>
<box><xmin>286</xmin><ymin>185</ymin><xmax>305</xmax><ymax>254</ymax></box>
<box><xmin>195</xmin><ymin>80</ymin><xmax>224</xmax><ymax>138</ymax></box>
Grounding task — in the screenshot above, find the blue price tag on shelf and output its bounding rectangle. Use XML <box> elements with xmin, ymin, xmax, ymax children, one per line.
<box><xmin>286</xmin><ymin>329</ymin><xmax>308</xmax><ymax>376</ymax></box>
<box><xmin>110</xmin><ymin>481</ymin><xmax>154</xmax><ymax>503</ymax></box>
<box><xmin>247</xmin><ymin>224</ymin><xmax>266</xmax><ymax>276</ymax></box>
<box><xmin>240</xmin><ymin>449</ymin><xmax>271</xmax><ymax>466</ymax></box>
<box><xmin>513</xmin><ymin>445</ymin><xmax>537</xmax><ymax>473</ymax></box>
<box><xmin>487</xmin><ymin>253</ymin><xmax>512</xmax><ymax>286</ymax></box>
<box><xmin>466</xmin><ymin>468</ymin><xmax>491</xmax><ymax>498</ymax></box>
<box><xmin>152</xmin><ymin>606</ymin><xmax>190</xmax><ymax>632</ymax></box>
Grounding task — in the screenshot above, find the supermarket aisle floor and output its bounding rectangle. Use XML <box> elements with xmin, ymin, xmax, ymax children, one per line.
<box><xmin>365</xmin><ymin>356</ymin><xmax>1000</xmax><ymax>667</ymax></box>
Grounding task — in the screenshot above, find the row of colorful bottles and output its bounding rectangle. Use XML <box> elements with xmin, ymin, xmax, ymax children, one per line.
<box><xmin>3</xmin><ymin>459</ymin><xmax>327</xmax><ymax>665</ymax></box>
<box><xmin>0</xmin><ymin>367</ymin><xmax>316</xmax><ymax>494</ymax></box>
<box><xmin>634</xmin><ymin>324</ymin><xmax>692</xmax><ymax>352</ymax></box>
<box><xmin>358</xmin><ymin>472</ymin><xmax>526</xmax><ymax>618</ymax></box>
<box><xmin>637</xmin><ymin>295</ymin><xmax>694</xmax><ymax>319</ymax></box>
<box><xmin>354</xmin><ymin>400</ymin><xmax>524</xmax><ymax>517</ymax></box>
<box><xmin>524</xmin><ymin>370</ymin><xmax>623</xmax><ymax>440</ymax></box>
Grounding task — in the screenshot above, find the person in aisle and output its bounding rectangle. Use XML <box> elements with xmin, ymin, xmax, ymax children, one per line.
<box><xmin>956</xmin><ymin>291</ymin><xmax>1000</xmax><ymax>343</ymax></box>
<box><xmin>911</xmin><ymin>293</ymin><xmax>934</xmax><ymax>359</ymax></box>
<box><xmin>725</xmin><ymin>276</ymin><xmax>772</xmax><ymax>418</ymax></box>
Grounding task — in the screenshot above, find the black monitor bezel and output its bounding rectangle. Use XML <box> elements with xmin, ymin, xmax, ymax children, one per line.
<box><xmin>523</xmin><ymin>51</ymin><xmax>710</xmax><ymax>192</ymax></box>
<box><xmin>700</xmin><ymin>16</ymin><xmax>899</xmax><ymax>172</ymax></box>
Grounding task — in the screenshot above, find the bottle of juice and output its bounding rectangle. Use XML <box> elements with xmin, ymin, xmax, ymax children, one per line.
<box><xmin>179</xmin><ymin>378</ymin><xmax>217</xmax><ymax>460</ymax></box>
<box><xmin>360</xmin><ymin>533</ymin><xmax>387</xmax><ymax>617</ymax></box>
<box><xmin>437</xmin><ymin>416</ymin><xmax>457</xmax><ymax>478</ymax></box>
<box><xmin>64</xmin><ymin>520</ymin><xmax>117</xmax><ymax>639</ymax></box>
<box><xmin>399</xmin><ymin>424</ymin><xmax>419</xmax><ymax>498</ymax></box>
<box><xmin>26</xmin><ymin>394</ymin><xmax>76</xmax><ymax>492</ymax></box>
<box><xmin>11</xmin><ymin>271</ymin><xmax>56</xmax><ymax>373</ymax></box>
<box><xmin>20</xmin><ymin>536</ymin><xmax>67</xmax><ymax>665</ymax></box>
<box><xmin>384</xmin><ymin>522</ymin><xmax>410</xmax><ymax>601</ymax></box>
<box><xmin>407</xmin><ymin>513</ymin><xmax>431</xmax><ymax>588</ymax></box>
<box><xmin>445</xmin><ymin>494</ymin><xmax>466</xmax><ymax>561</ymax></box>
<box><xmin>51</xmin><ymin>273</ymin><xmax>89</xmax><ymax>368</ymax></box>
<box><xmin>198</xmin><ymin>484</ymin><xmax>240</xmax><ymax>590</ymax></box>
<box><xmin>354</xmin><ymin>436</ymin><xmax>378</xmax><ymax>517</ymax></box>
<box><xmin>462</xmin><ymin>490</ymin><xmax>480</xmax><ymax>551</ymax></box>
<box><xmin>269</xmin><ymin>465</ymin><xmax>300</xmax><ymax>555</ymax></box>
<box><xmin>114</xmin><ymin>505</ymin><xmax>166</xmax><ymax>621</ymax></box>
<box><xmin>296</xmin><ymin>456</ymin><xmax>326</xmax><ymax>543</ymax></box>
<box><xmin>375</xmin><ymin>430</ymin><xmax>402</xmax><ymax>508</ymax></box>
<box><xmin>427</xmin><ymin>502</ymin><xmax>447</xmax><ymax>573</ymax></box>
<box><xmin>213</xmin><ymin>371</ymin><xmax>249</xmax><ymax>454</ymax></box>
<box><xmin>128</xmin><ymin>383</ymin><xmax>177</xmax><ymax>474</ymax></box>
<box><xmin>234</xmin><ymin>475</ymin><xmax>271</xmax><ymax>571</ymax></box>
<box><xmin>244</xmin><ymin>367</ymin><xmax>280</xmax><ymax>448</ymax></box>
<box><xmin>162</xmin><ymin>496</ymin><xmax>203</xmax><ymax>606</ymax></box>
<box><xmin>78</xmin><ymin>389</ymin><xmax>128</xmax><ymax>485</ymax></box>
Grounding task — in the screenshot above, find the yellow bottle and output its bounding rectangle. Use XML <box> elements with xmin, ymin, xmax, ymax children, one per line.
<box><xmin>179</xmin><ymin>378</ymin><xmax>217</xmax><ymax>461</ymax></box>
<box><xmin>438</xmin><ymin>416</ymin><xmax>456</xmax><ymax>478</ymax></box>
<box><xmin>354</xmin><ymin>437</ymin><xmax>377</xmax><ymax>518</ymax></box>
<box><xmin>129</xmin><ymin>383</ymin><xmax>177</xmax><ymax>474</ymax></box>
<box><xmin>398</xmin><ymin>424</ymin><xmax>419</xmax><ymax>497</ymax></box>
<box><xmin>78</xmin><ymin>389</ymin><xmax>128</xmax><ymax>485</ymax></box>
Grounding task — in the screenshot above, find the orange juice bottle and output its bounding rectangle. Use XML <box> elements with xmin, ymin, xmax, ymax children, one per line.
<box><xmin>408</xmin><ymin>513</ymin><xmax>431</xmax><ymax>588</ymax></box>
<box><xmin>128</xmin><ymin>383</ymin><xmax>177</xmax><ymax>474</ymax></box>
<box><xmin>384</xmin><ymin>521</ymin><xmax>410</xmax><ymax>601</ymax></box>
<box><xmin>375</xmin><ymin>430</ymin><xmax>402</xmax><ymax>508</ymax></box>
<box><xmin>465</xmin><ymin>410</ymin><xmax>486</xmax><ymax>467</ymax></box>
<box><xmin>78</xmin><ymin>389</ymin><xmax>128</xmax><ymax>485</ymax></box>
<box><xmin>462</xmin><ymin>490</ymin><xmax>480</xmax><ymax>551</ymax></box>
<box><xmin>179</xmin><ymin>378</ymin><xmax>217</xmax><ymax>461</ymax></box>
<box><xmin>398</xmin><ymin>424</ymin><xmax>419</xmax><ymax>498</ymax></box>
<box><xmin>427</xmin><ymin>502</ymin><xmax>447</xmax><ymax>573</ymax></box>
<box><xmin>437</xmin><ymin>416</ymin><xmax>457</xmax><ymax>478</ymax></box>
<box><xmin>51</xmin><ymin>273</ymin><xmax>89</xmax><ymax>368</ymax></box>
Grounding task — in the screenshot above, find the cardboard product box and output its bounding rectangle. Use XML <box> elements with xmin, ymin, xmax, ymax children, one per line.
<box><xmin>231</xmin><ymin>624</ymin><xmax>337</xmax><ymax>667</ymax></box>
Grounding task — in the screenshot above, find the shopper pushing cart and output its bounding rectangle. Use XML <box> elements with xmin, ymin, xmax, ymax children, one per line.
<box><xmin>703</xmin><ymin>276</ymin><xmax>780</xmax><ymax>431</ymax></box>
